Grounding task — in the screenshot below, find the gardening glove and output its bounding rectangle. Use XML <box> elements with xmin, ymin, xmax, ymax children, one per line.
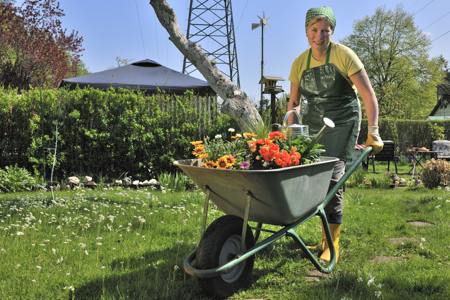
<box><xmin>365</xmin><ymin>126</ymin><xmax>384</xmax><ymax>155</ymax></box>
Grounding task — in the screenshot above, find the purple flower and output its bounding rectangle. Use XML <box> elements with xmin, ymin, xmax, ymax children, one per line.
<box><xmin>240</xmin><ymin>161</ymin><xmax>250</xmax><ymax>170</ymax></box>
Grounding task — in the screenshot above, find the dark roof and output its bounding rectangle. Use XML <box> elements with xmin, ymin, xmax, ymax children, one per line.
<box><xmin>60</xmin><ymin>59</ymin><xmax>214</xmax><ymax>95</ymax></box>
<box><xmin>429</xmin><ymin>72</ymin><xmax>450</xmax><ymax>117</ymax></box>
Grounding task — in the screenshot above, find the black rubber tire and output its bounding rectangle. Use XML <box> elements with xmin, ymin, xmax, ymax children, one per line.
<box><xmin>196</xmin><ymin>215</ymin><xmax>255</xmax><ymax>299</ymax></box>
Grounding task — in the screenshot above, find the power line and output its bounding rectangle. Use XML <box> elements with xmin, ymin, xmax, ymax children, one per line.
<box><xmin>423</xmin><ymin>11</ymin><xmax>450</xmax><ymax>30</ymax></box>
<box><xmin>133</xmin><ymin>0</ymin><xmax>147</xmax><ymax>58</ymax></box>
<box><xmin>412</xmin><ymin>0</ymin><xmax>436</xmax><ymax>16</ymax></box>
<box><xmin>236</xmin><ymin>0</ymin><xmax>249</xmax><ymax>31</ymax></box>
<box><xmin>432</xmin><ymin>29</ymin><xmax>450</xmax><ymax>42</ymax></box>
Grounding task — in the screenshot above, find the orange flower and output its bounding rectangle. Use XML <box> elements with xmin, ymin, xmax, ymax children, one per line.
<box><xmin>274</xmin><ymin>150</ymin><xmax>291</xmax><ymax>168</ymax></box>
<box><xmin>268</xmin><ymin>131</ymin><xmax>286</xmax><ymax>141</ymax></box>
<box><xmin>204</xmin><ymin>160</ymin><xmax>218</xmax><ymax>168</ymax></box>
<box><xmin>248</xmin><ymin>140</ymin><xmax>257</xmax><ymax>153</ymax></box>
<box><xmin>290</xmin><ymin>151</ymin><xmax>301</xmax><ymax>166</ymax></box>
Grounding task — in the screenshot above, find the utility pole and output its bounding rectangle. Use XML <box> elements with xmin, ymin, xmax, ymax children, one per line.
<box><xmin>183</xmin><ymin>0</ymin><xmax>240</xmax><ymax>86</ymax></box>
<box><xmin>252</xmin><ymin>13</ymin><xmax>268</xmax><ymax>112</ymax></box>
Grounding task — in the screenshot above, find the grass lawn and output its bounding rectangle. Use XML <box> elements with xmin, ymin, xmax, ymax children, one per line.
<box><xmin>1</xmin><ymin>166</ymin><xmax>449</xmax><ymax>299</ymax></box>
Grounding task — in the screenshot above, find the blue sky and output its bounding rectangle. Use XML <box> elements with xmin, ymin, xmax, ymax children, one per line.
<box><xmin>26</xmin><ymin>0</ymin><xmax>450</xmax><ymax>101</ymax></box>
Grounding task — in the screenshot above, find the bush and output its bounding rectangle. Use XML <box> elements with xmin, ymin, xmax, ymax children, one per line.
<box><xmin>421</xmin><ymin>159</ymin><xmax>450</xmax><ymax>189</ymax></box>
<box><xmin>0</xmin><ymin>166</ymin><xmax>37</xmax><ymax>192</ymax></box>
<box><xmin>0</xmin><ymin>87</ymin><xmax>235</xmax><ymax>180</ymax></box>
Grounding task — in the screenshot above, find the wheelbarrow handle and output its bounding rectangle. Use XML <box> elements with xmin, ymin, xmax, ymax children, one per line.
<box><xmin>320</xmin><ymin>146</ymin><xmax>372</xmax><ymax>210</ymax></box>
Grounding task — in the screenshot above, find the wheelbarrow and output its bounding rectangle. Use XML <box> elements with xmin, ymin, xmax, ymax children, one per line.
<box><xmin>174</xmin><ymin>146</ymin><xmax>373</xmax><ymax>298</ymax></box>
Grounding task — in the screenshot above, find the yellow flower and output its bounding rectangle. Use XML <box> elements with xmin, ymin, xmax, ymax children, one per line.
<box><xmin>204</xmin><ymin>160</ymin><xmax>217</xmax><ymax>168</ymax></box>
<box><xmin>217</xmin><ymin>155</ymin><xmax>235</xmax><ymax>169</ymax></box>
<box><xmin>190</xmin><ymin>140</ymin><xmax>203</xmax><ymax>146</ymax></box>
<box><xmin>243</xmin><ymin>132</ymin><xmax>257</xmax><ymax>139</ymax></box>
<box><xmin>192</xmin><ymin>144</ymin><xmax>207</xmax><ymax>158</ymax></box>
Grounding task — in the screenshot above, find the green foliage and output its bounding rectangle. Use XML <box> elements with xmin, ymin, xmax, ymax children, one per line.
<box><xmin>0</xmin><ymin>87</ymin><xmax>233</xmax><ymax>180</ymax></box>
<box><xmin>421</xmin><ymin>159</ymin><xmax>450</xmax><ymax>188</ymax></box>
<box><xmin>341</xmin><ymin>6</ymin><xmax>446</xmax><ymax>119</ymax></box>
<box><xmin>0</xmin><ymin>165</ymin><xmax>37</xmax><ymax>192</ymax></box>
<box><xmin>158</xmin><ymin>172</ymin><xmax>196</xmax><ymax>192</ymax></box>
<box><xmin>290</xmin><ymin>135</ymin><xmax>324</xmax><ymax>164</ymax></box>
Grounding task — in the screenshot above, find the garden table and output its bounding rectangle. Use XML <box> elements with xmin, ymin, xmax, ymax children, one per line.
<box><xmin>407</xmin><ymin>149</ymin><xmax>438</xmax><ymax>177</ymax></box>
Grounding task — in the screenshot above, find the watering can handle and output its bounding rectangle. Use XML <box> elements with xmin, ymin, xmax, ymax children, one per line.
<box><xmin>282</xmin><ymin>109</ymin><xmax>301</xmax><ymax>127</ymax></box>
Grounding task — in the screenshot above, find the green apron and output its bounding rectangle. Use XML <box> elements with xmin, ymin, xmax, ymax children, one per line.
<box><xmin>300</xmin><ymin>45</ymin><xmax>361</xmax><ymax>161</ymax></box>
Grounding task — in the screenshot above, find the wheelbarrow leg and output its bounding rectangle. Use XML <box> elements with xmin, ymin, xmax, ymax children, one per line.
<box><xmin>254</xmin><ymin>222</ymin><xmax>263</xmax><ymax>242</ymax></box>
<box><xmin>286</xmin><ymin>208</ymin><xmax>336</xmax><ymax>273</ymax></box>
<box><xmin>200</xmin><ymin>187</ymin><xmax>211</xmax><ymax>238</ymax></box>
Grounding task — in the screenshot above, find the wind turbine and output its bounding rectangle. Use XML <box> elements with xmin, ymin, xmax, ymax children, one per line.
<box><xmin>252</xmin><ymin>13</ymin><xmax>268</xmax><ymax>111</ymax></box>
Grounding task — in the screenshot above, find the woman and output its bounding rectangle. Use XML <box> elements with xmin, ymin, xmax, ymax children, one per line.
<box><xmin>288</xmin><ymin>6</ymin><xmax>383</xmax><ymax>262</ymax></box>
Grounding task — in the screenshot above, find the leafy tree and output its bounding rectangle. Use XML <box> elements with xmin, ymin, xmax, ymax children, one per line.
<box><xmin>341</xmin><ymin>6</ymin><xmax>446</xmax><ymax>119</ymax></box>
<box><xmin>0</xmin><ymin>0</ymin><xmax>83</xmax><ymax>90</ymax></box>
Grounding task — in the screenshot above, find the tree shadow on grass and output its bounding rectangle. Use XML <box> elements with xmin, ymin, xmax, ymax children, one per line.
<box><xmin>74</xmin><ymin>244</ymin><xmax>211</xmax><ymax>300</ymax></box>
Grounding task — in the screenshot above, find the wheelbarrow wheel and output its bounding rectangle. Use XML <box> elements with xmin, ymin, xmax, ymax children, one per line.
<box><xmin>196</xmin><ymin>215</ymin><xmax>255</xmax><ymax>298</ymax></box>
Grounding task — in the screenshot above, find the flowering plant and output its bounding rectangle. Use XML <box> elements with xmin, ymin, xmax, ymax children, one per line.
<box><xmin>191</xmin><ymin>128</ymin><xmax>323</xmax><ymax>170</ymax></box>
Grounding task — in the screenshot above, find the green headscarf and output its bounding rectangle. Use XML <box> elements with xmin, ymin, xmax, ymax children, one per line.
<box><xmin>305</xmin><ymin>6</ymin><xmax>336</xmax><ymax>32</ymax></box>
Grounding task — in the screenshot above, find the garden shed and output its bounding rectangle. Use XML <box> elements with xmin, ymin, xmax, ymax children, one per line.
<box><xmin>428</xmin><ymin>73</ymin><xmax>450</xmax><ymax>120</ymax></box>
<box><xmin>60</xmin><ymin>59</ymin><xmax>215</xmax><ymax>96</ymax></box>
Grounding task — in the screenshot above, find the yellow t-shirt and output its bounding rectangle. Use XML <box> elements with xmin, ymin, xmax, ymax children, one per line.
<box><xmin>289</xmin><ymin>42</ymin><xmax>364</xmax><ymax>84</ymax></box>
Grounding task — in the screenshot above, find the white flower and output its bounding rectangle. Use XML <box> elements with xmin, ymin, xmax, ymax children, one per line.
<box><xmin>214</xmin><ymin>134</ymin><xmax>222</xmax><ymax>139</ymax></box>
<box><xmin>36</xmin><ymin>265</ymin><xmax>42</xmax><ymax>271</ymax></box>
<box><xmin>16</xmin><ymin>231</ymin><xmax>24</xmax><ymax>236</ymax></box>
<box><xmin>367</xmin><ymin>275</ymin><xmax>375</xmax><ymax>287</ymax></box>
<box><xmin>374</xmin><ymin>290</ymin><xmax>382</xmax><ymax>298</ymax></box>
<box><xmin>228</xmin><ymin>128</ymin><xmax>235</xmax><ymax>133</ymax></box>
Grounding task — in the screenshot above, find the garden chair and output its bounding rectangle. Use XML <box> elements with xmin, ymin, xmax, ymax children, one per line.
<box><xmin>367</xmin><ymin>140</ymin><xmax>399</xmax><ymax>174</ymax></box>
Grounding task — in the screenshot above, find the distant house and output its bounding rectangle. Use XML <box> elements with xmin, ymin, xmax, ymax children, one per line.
<box><xmin>428</xmin><ymin>72</ymin><xmax>450</xmax><ymax>120</ymax></box>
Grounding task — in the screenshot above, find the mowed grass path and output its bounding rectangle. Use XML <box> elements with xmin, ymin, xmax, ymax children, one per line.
<box><xmin>0</xmin><ymin>185</ymin><xmax>449</xmax><ymax>299</ymax></box>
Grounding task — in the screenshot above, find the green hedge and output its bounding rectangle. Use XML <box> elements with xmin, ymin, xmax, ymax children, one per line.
<box><xmin>0</xmin><ymin>87</ymin><xmax>235</xmax><ymax>180</ymax></box>
<box><xmin>358</xmin><ymin>119</ymin><xmax>449</xmax><ymax>154</ymax></box>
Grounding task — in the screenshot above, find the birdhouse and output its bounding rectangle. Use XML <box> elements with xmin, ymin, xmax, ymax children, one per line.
<box><xmin>260</xmin><ymin>76</ymin><xmax>284</xmax><ymax>94</ymax></box>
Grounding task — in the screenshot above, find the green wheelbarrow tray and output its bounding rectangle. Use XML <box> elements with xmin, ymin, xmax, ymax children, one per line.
<box><xmin>174</xmin><ymin>147</ymin><xmax>372</xmax><ymax>282</ymax></box>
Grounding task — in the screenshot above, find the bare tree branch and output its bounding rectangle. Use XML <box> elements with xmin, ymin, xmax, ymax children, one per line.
<box><xmin>149</xmin><ymin>0</ymin><xmax>263</xmax><ymax>132</ymax></box>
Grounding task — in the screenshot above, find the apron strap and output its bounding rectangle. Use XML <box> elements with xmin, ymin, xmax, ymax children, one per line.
<box><xmin>306</xmin><ymin>44</ymin><xmax>332</xmax><ymax>70</ymax></box>
<box><xmin>325</xmin><ymin>44</ymin><xmax>331</xmax><ymax>64</ymax></box>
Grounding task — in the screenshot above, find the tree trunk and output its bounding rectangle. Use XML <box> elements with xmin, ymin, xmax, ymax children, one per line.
<box><xmin>149</xmin><ymin>0</ymin><xmax>263</xmax><ymax>132</ymax></box>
